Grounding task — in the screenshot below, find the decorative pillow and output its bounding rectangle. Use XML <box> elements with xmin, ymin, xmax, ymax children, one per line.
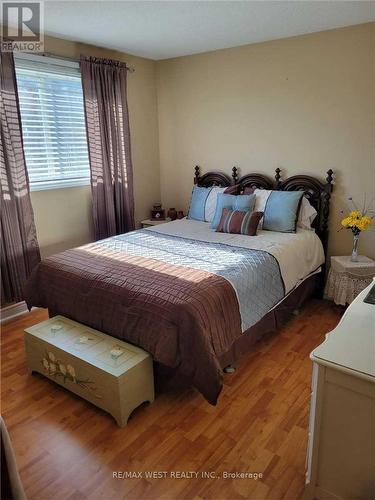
<box><xmin>224</xmin><ymin>185</ymin><xmax>254</xmax><ymax>195</ymax></box>
<box><xmin>253</xmin><ymin>189</ymin><xmax>271</xmax><ymax>225</ymax></box>
<box><xmin>262</xmin><ymin>191</ymin><xmax>304</xmax><ymax>232</ymax></box>
<box><xmin>216</xmin><ymin>209</ymin><xmax>264</xmax><ymax>236</ymax></box>
<box><xmin>298</xmin><ymin>196</ymin><xmax>317</xmax><ymax>230</ymax></box>
<box><xmin>211</xmin><ymin>193</ymin><xmax>256</xmax><ymax>229</ymax></box>
<box><xmin>224</xmin><ymin>184</ymin><xmax>240</xmax><ymax>195</ymax></box>
<box><xmin>205</xmin><ymin>186</ymin><xmax>227</xmax><ymax>222</ymax></box>
<box><xmin>187</xmin><ymin>186</ymin><xmax>226</xmax><ymax>222</ymax></box>
<box><xmin>254</xmin><ymin>189</ymin><xmax>303</xmax><ymax>233</ymax></box>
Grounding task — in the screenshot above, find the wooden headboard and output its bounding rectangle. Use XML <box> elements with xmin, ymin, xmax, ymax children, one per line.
<box><xmin>194</xmin><ymin>165</ymin><xmax>334</xmax><ymax>279</ymax></box>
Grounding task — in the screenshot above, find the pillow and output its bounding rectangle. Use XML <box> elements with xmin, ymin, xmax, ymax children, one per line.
<box><xmin>224</xmin><ymin>185</ymin><xmax>254</xmax><ymax>195</ymax></box>
<box><xmin>254</xmin><ymin>189</ymin><xmax>306</xmax><ymax>232</ymax></box>
<box><xmin>224</xmin><ymin>184</ymin><xmax>240</xmax><ymax>195</ymax></box>
<box><xmin>205</xmin><ymin>186</ymin><xmax>227</xmax><ymax>222</ymax></box>
<box><xmin>187</xmin><ymin>186</ymin><xmax>226</xmax><ymax>222</ymax></box>
<box><xmin>211</xmin><ymin>193</ymin><xmax>256</xmax><ymax>229</ymax></box>
<box><xmin>262</xmin><ymin>191</ymin><xmax>304</xmax><ymax>232</ymax></box>
<box><xmin>216</xmin><ymin>209</ymin><xmax>263</xmax><ymax>236</ymax></box>
<box><xmin>298</xmin><ymin>196</ymin><xmax>317</xmax><ymax>230</ymax></box>
<box><xmin>253</xmin><ymin>189</ymin><xmax>270</xmax><ymax>229</ymax></box>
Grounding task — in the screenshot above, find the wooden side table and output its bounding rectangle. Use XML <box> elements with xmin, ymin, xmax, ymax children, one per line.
<box><xmin>324</xmin><ymin>255</ymin><xmax>375</xmax><ymax>305</ymax></box>
<box><xmin>141</xmin><ymin>218</ymin><xmax>171</xmax><ymax>228</ymax></box>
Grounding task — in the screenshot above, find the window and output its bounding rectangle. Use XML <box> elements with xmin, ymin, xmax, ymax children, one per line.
<box><xmin>15</xmin><ymin>54</ymin><xmax>90</xmax><ymax>190</ymax></box>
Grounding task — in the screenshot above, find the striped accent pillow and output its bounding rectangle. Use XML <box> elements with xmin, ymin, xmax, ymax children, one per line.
<box><xmin>216</xmin><ymin>208</ymin><xmax>264</xmax><ymax>236</ymax></box>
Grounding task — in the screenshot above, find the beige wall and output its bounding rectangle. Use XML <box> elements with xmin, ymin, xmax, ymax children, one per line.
<box><xmin>31</xmin><ymin>35</ymin><xmax>160</xmax><ymax>258</ymax></box>
<box><xmin>157</xmin><ymin>23</ymin><xmax>375</xmax><ymax>259</ymax></box>
<box><xmin>30</xmin><ymin>186</ymin><xmax>92</xmax><ymax>257</ymax></box>
<box><xmin>8</xmin><ymin>23</ymin><xmax>375</xmax><ymax>260</ymax></box>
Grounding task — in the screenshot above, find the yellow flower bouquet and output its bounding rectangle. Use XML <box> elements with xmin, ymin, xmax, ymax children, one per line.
<box><xmin>341</xmin><ymin>210</ymin><xmax>373</xmax><ymax>235</ymax></box>
<box><xmin>340</xmin><ymin>197</ymin><xmax>374</xmax><ymax>262</ymax></box>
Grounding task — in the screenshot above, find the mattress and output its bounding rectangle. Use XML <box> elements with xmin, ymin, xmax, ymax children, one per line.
<box><xmin>147</xmin><ymin>218</ymin><xmax>324</xmax><ymax>295</ymax></box>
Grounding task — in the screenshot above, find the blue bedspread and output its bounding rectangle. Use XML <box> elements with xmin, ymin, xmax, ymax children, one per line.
<box><xmin>100</xmin><ymin>230</ymin><xmax>285</xmax><ymax>332</ymax></box>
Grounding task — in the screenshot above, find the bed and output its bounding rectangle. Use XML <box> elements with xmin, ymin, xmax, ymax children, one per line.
<box><xmin>24</xmin><ymin>167</ymin><xmax>334</xmax><ymax>404</ymax></box>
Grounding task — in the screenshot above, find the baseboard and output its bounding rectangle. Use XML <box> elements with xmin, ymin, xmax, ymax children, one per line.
<box><xmin>1</xmin><ymin>301</ymin><xmax>34</xmax><ymax>324</ymax></box>
<box><xmin>315</xmin><ymin>486</ymin><xmax>344</xmax><ymax>500</ymax></box>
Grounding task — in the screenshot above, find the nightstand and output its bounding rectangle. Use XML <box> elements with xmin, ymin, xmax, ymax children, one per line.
<box><xmin>324</xmin><ymin>255</ymin><xmax>375</xmax><ymax>305</ymax></box>
<box><xmin>141</xmin><ymin>218</ymin><xmax>171</xmax><ymax>228</ymax></box>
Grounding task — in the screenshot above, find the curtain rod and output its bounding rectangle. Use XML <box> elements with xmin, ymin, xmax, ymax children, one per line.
<box><xmin>42</xmin><ymin>52</ymin><xmax>135</xmax><ymax>73</ymax></box>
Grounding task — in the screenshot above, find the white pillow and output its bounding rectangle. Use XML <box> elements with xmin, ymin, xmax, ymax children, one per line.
<box><xmin>253</xmin><ymin>189</ymin><xmax>271</xmax><ymax>229</ymax></box>
<box><xmin>253</xmin><ymin>189</ymin><xmax>317</xmax><ymax>230</ymax></box>
<box><xmin>298</xmin><ymin>196</ymin><xmax>317</xmax><ymax>230</ymax></box>
<box><xmin>204</xmin><ymin>187</ymin><xmax>227</xmax><ymax>223</ymax></box>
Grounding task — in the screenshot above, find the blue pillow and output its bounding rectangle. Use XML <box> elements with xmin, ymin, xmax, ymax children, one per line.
<box><xmin>211</xmin><ymin>193</ymin><xmax>256</xmax><ymax>229</ymax></box>
<box><xmin>233</xmin><ymin>194</ymin><xmax>256</xmax><ymax>212</ymax></box>
<box><xmin>263</xmin><ymin>191</ymin><xmax>304</xmax><ymax>232</ymax></box>
<box><xmin>187</xmin><ymin>186</ymin><xmax>213</xmax><ymax>221</ymax></box>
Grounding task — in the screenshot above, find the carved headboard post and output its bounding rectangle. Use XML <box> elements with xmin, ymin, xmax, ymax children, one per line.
<box><xmin>274</xmin><ymin>168</ymin><xmax>282</xmax><ymax>189</ymax></box>
<box><xmin>320</xmin><ymin>169</ymin><xmax>334</xmax><ymax>254</ymax></box>
<box><xmin>312</xmin><ymin>169</ymin><xmax>333</xmax><ymax>297</ymax></box>
<box><xmin>194</xmin><ymin>165</ymin><xmax>200</xmax><ymax>185</ymax></box>
<box><xmin>232</xmin><ymin>166</ymin><xmax>238</xmax><ymax>183</ymax></box>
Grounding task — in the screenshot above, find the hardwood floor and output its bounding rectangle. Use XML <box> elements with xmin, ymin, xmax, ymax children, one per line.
<box><xmin>1</xmin><ymin>300</ymin><xmax>341</xmax><ymax>500</ymax></box>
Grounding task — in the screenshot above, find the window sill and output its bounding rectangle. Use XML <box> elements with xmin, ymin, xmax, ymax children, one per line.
<box><xmin>30</xmin><ymin>178</ymin><xmax>90</xmax><ymax>192</ymax></box>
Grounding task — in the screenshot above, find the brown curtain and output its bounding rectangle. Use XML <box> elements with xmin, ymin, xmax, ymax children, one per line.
<box><xmin>80</xmin><ymin>56</ymin><xmax>135</xmax><ymax>240</ymax></box>
<box><xmin>0</xmin><ymin>50</ymin><xmax>41</xmax><ymax>304</ymax></box>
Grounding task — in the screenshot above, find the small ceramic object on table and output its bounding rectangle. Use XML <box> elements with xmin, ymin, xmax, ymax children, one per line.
<box><xmin>151</xmin><ymin>202</ymin><xmax>165</xmax><ymax>220</ymax></box>
<box><xmin>167</xmin><ymin>208</ymin><xmax>177</xmax><ymax>220</ymax></box>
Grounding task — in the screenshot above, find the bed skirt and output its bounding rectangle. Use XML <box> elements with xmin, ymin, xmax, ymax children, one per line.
<box><xmin>47</xmin><ymin>274</ymin><xmax>318</xmax><ymax>401</ymax></box>
<box><xmin>154</xmin><ymin>273</ymin><xmax>318</xmax><ymax>396</ymax></box>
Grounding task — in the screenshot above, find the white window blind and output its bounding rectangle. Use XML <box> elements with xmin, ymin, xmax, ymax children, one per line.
<box><xmin>15</xmin><ymin>55</ymin><xmax>90</xmax><ymax>190</ymax></box>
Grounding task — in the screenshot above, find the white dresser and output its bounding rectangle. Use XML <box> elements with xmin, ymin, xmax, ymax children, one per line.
<box><xmin>305</xmin><ymin>279</ymin><xmax>375</xmax><ymax>500</ymax></box>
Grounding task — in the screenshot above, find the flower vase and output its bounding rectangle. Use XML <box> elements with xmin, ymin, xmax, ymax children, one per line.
<box><xmin>351</xmin><ymin>233</ymin><xmax>360</xmax><ymax>262</ymax></box>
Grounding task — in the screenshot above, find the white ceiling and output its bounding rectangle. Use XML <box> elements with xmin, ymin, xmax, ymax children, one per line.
<box><xmin>43</xmin><ymin>1</ymin><xmax>375</xmax><ymax>60</ymax></box>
